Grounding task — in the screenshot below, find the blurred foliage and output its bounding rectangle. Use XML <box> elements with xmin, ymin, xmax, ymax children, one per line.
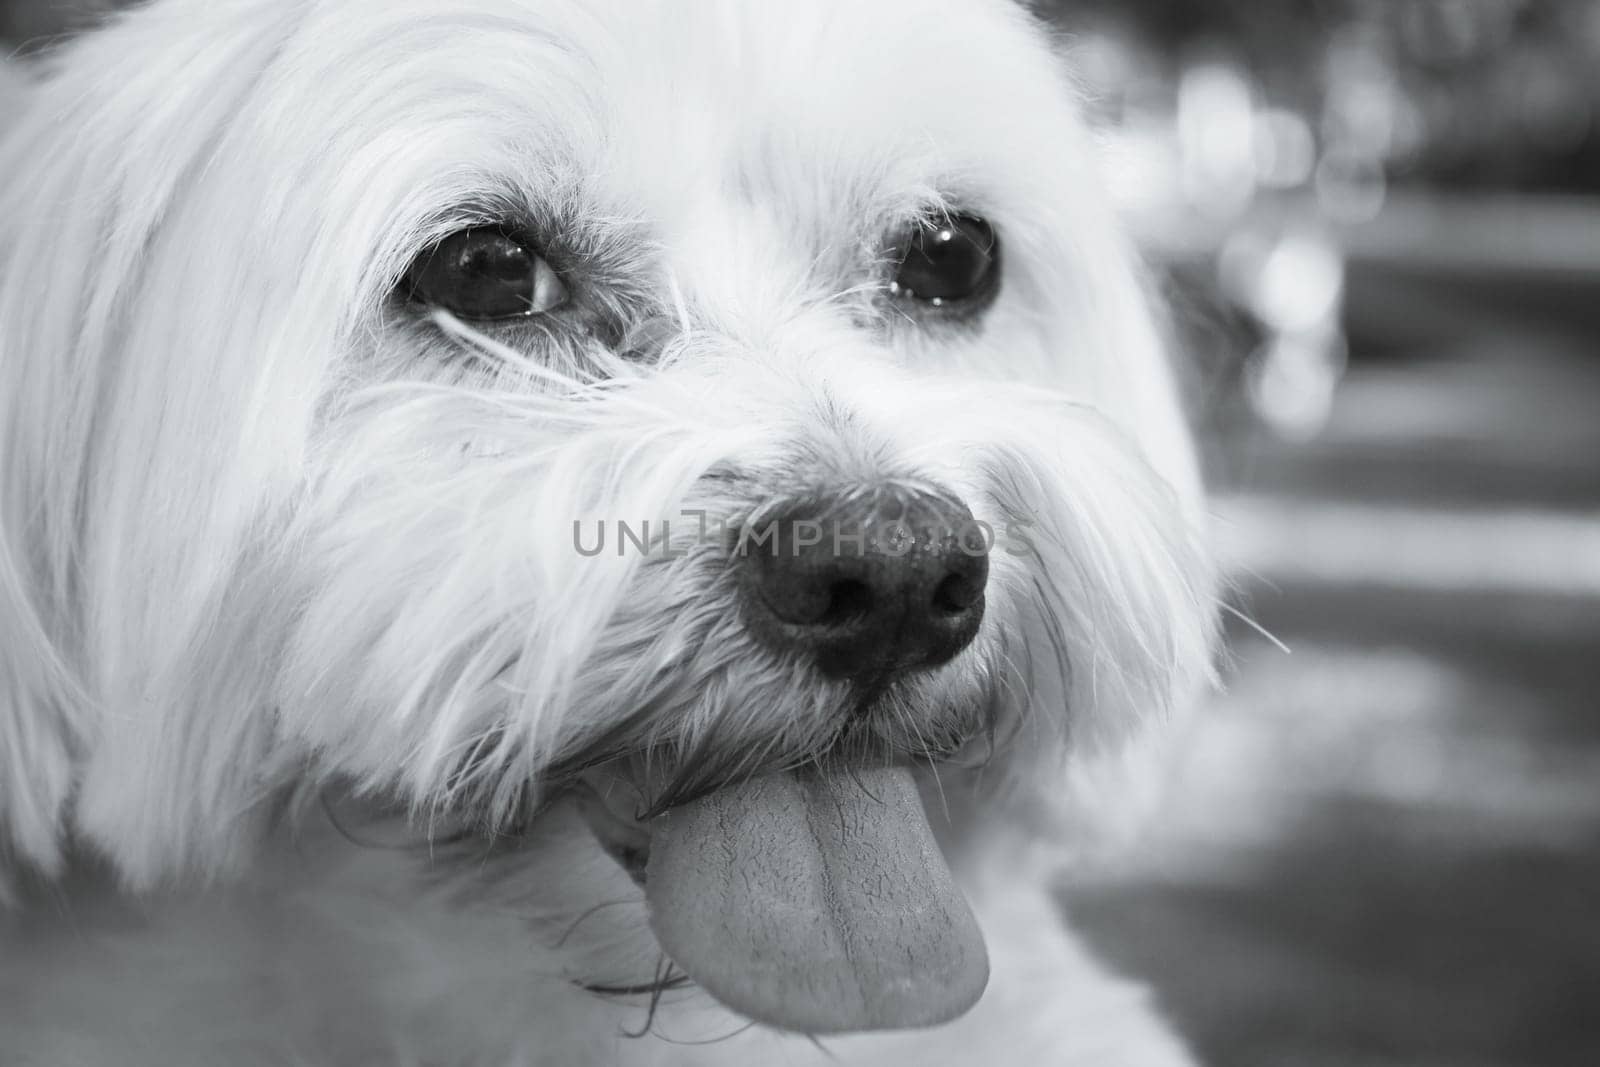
<box><xmin>1039</xmin><ymin>0</ymin><xmax>1600</xmax><ymax>193</ymax></box>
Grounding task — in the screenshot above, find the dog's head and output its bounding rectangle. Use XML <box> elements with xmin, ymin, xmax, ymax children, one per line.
<box><xmin>0</xmin><ymin>0</ymin><xmax>1214</xmax><ymax>1035</ymax></box>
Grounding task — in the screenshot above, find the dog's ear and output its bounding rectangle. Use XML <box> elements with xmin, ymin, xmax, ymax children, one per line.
<box><xmin>958</xmin><ymin>85</ymin><xmax>1219</xmax><ymax>863</ymax></box>
<box><xmin>0</xmin><ymin>53</ymin><xmax>83</xmax><ymax>899</ymax></box>
<box><xmin>0</xmin><ymin>7</ymin><xmax>298</xmax><ymax>892</ymax></box>
<box><xmin>0</xmin><ymin>527</ymin><xmax>82</xmax><ymax>899</ymax></box>
<box><xmin>1024</xmin><ymin>263</ymin><xmax>1218</xmax><ymax>865</ymax></box>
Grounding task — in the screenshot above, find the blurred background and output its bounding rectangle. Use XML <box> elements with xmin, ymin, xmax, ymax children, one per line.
<box><xmin>1027</xmin><ymin>3</ymin><xmax>1600</xmax><ymax>1066</ymax></box>
<box><xmin>6</xmin><ymin>1</ymin><xmax>1599</xmax><ymax>1064</ymax></box>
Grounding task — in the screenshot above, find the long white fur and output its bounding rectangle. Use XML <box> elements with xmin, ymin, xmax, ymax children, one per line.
<box><xmin>0</xmin><ymin>1</ymin><xmax>1216</xmax><ymax>1063</ymax></box>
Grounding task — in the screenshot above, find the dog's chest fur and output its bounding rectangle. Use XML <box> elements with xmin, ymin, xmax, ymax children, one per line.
<box><xmin>4</xmin><ymin>812</ymin><xmax>1192</xmax><ymax>1067</ymax></box>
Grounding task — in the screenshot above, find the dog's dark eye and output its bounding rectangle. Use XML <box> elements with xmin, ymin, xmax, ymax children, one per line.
<box><xmin>403</xmin><ymin>227</ymin><xmax>568</xmax><ymax>321</ymax></box>
<box><xmin>889</xmin><ymin>214</ymin><xmax>1000</xmax><ymax>309</ymax></box>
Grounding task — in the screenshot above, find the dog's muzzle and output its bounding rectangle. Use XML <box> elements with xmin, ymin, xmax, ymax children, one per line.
<box><xmin>574</xmin><ymin>484</ymin><xmax>994</xmax><ymax>1035</ymax></box>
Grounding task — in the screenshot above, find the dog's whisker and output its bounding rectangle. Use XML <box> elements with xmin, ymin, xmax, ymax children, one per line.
<box><xmin>803</xmin><ymin>1034</ymin><xmax>841</xmax><ymax>1060</ymax></box>
<box><xmin>612</xmin><ymin>956</ymin><xmax>689</xmax><ymax>1039</ymax></box>
<box><xmin>554</xmin><ymin>897</ymin><xmax>647</xmax><ymax>949</ymax></box>
<box><xmin>644</xmin><ymin>1019</ymin><xmax>761</xmax><ymax>1047</ymax></box>
<box><xmin>1221</xmin><ymin>601</ymin><xmax>1291</xmax><ymax>656</ymax></box>
<box><xmin>664</xmin><ymin>270</ymin><xmax>692</xmax><ymax>335</ymax></box>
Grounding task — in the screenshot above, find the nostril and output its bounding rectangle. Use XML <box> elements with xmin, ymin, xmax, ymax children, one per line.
<box><xmin>931</xmin><ymin>571</ymin><xmax>983</xmax><ymax>616</ymax></box>
<box><xmin>820</xmin><ymin>579</ymin><xmax>874</xmax><ymax>627</ymax></box>
<box><xmin>737</xmin><ymin>485</ymin><xmax>990</xmax><ymax>680</ymax></box>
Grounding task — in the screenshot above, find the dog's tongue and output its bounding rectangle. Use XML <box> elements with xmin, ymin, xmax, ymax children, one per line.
<box><xmin>645</xmin><ymin>766</ymin><xmax>988</xmax><ymax>1034</ymax></box>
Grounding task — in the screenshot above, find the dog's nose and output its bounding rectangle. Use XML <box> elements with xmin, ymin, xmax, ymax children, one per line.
<box><xmin>737</xmin><ymin>487</ymin><xmax>989</xmax><ymax>681</ymax></box>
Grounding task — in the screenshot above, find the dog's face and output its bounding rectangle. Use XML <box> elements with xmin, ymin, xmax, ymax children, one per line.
<box><xmin>0</xmin><ymin>0</ymin><xmax>1214</xmax><ymax>1038</ymax></box>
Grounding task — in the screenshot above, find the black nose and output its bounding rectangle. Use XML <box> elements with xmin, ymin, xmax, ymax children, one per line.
<box><xmin>736</xmin><ymin>486</ymin><xmax>989</xmax><ymax>681</ymax></box>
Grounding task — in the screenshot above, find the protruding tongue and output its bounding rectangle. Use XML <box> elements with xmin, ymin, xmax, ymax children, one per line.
<box><xmin>645</xmin><ymin>766</ymin><xmax>989</xmax><ymax>1034</ymax></box>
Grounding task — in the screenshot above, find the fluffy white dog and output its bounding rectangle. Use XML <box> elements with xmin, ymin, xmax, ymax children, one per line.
<box><xmin>0</xmin><ymin>1</ymin><xmax>1217</xmax><ymax>1063</ymax></box>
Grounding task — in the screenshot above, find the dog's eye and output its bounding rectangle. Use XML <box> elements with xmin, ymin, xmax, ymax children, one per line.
<box><xmin>403</xmin><ymin>227</ymin><xmax>568</xmax><ymax>321</ymax></box>
<box><xmin>889</xmin><ymin>214</ymin><xmax>1000</xmax><ymax>308</ymax></box>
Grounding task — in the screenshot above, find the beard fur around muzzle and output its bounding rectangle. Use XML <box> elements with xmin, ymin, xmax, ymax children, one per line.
<box><xmin>226</xmin><ymin>322</ymin><xmax>1213</xmax><ymax>1031</ymax></box>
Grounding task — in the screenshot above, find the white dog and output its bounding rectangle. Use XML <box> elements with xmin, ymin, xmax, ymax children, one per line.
<box><xmin>0</xmin><ymin>1</ymin><xmax>1217</xmax><ymax>1064</ymax></box>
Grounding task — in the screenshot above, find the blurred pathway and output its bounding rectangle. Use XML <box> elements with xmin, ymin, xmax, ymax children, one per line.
<box><xmin>1068</xmin><ymin>270</ymin><xmax>1600</xmax><ymax>1067</ymax></box>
